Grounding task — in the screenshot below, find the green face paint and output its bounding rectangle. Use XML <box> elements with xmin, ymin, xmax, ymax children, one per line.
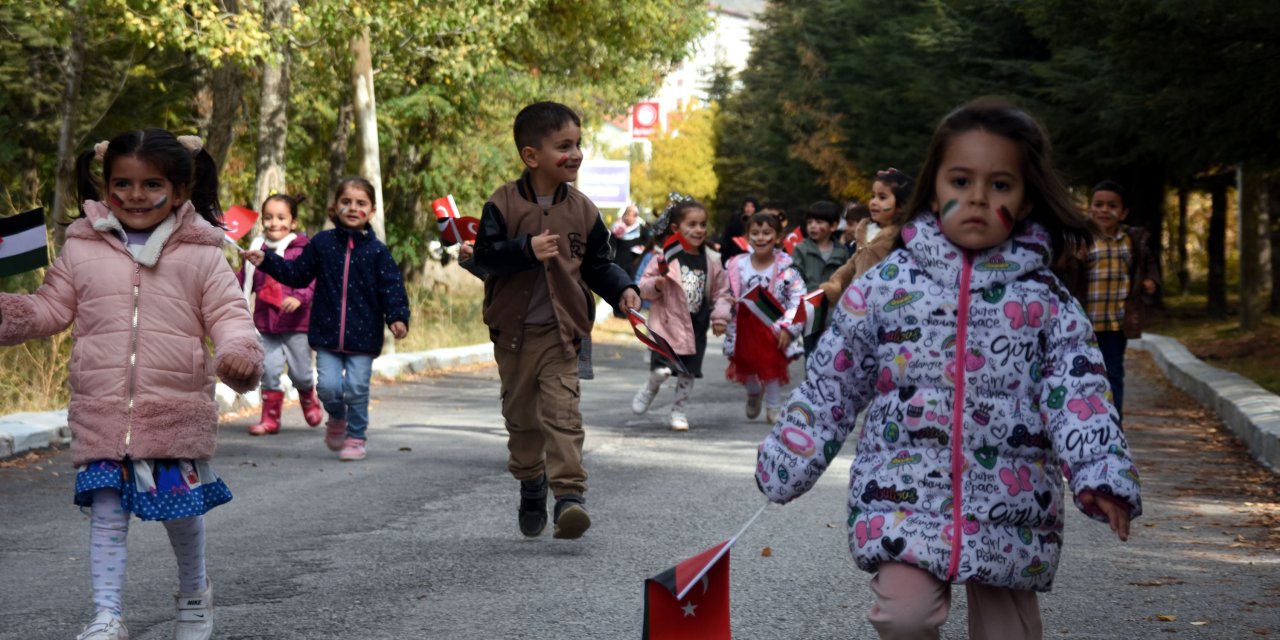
<box><xmin>940</xmin><ymin>199</ymin><xmax>960</xmax><ymax>220</ymax></box>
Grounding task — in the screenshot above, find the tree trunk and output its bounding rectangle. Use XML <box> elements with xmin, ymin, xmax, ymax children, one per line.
<box><xmin>1238</xmin><ymin>166</ymin><xmax>1263</xmax><ymax>330</ymax></box>
<box><xmin>1177</xmin><ymin>183</ymin><xmax>1189</xmax><ymax>294</ymax></box>
<box><xmin>50</xmin><ymin>1</ymin><xmax>88</xmax><ymax>252</ymax></box>
<box><xmin>1269</xmin><ymin>177</ymin><xmax>1280</xmax><ymax>315</ymax></box>
<box><xmin>202</xmin><ymin>0</ymin><xmax>244</xmax><ymax>172</ymax></box>
<box><xmin>350</xmin><ymin>29</ymin><xmax>393</xmax><ymax>352</ymax></box>
<box><xmin>1207</xmin><ymin>180</ymin><xmax>1228</xmax><ymax>318</ymax></box>
<box><xmin>351</xmin><ymin>30</ymin><xmax>385</xmax><ymax>242</ymax></box>
<box><xmin>327</xmin><ymin>95</ymin><xmax>354</xmax><ymax>205</ymax></box>
<box><xmin>252</xmin><ymin>0</ymin><xmax>292</xmax><ymax>215</ymax></box>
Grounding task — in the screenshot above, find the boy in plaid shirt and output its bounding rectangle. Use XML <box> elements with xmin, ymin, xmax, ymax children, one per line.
<box><xmin>1083</xmin><ymin>180</ymin><xmax>1159</xmax><ymax>420</ymax></box>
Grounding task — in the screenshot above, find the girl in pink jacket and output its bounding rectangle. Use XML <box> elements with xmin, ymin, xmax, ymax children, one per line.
<box><xmin>0</xmin><ymin>129</ymin><xmax>263</xmax><ymax>640</ymax></box>
<box><xmin>631</xmin><ymin>199</ymin><xmax>732</xmax><ymax>431</ymax></box>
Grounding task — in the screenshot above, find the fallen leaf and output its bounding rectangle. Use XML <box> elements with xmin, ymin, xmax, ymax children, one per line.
<box><xmin>826</xmin><ymin>523</ymin><xmax>835</xmax><ymax>528</ymax></box>
<box><xmin>399</xmin><ymin>447</ymin><xmax>412</xmax><ymax>452</ymax></box>
<box><xmin>1156</xmin><ymin>615</ymin><xmax>1177</xmax><ymax>622</ymax></box>
<box><xmin>1191</xmin><ymin>621</ymin><xmax>1209</xmax><ymax>626</ymax></box>
<box><xmin>761</xmin><ymin>546</ymin><xmax>772</xmax><ymax>557</ymax></box>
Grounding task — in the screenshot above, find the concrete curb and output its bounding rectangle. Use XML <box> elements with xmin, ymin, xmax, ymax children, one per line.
<box><xmin>1132</xmin><ymin>333</ymin><xmax>1279</xmax><ymax>472</ymax></box>
<box><xmin>0</xmin><ymin>343</ymin><xmax>494</xmax><ymax>460</ymax></box>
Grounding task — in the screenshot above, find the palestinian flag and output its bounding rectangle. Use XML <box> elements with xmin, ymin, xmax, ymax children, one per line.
<box><xmin>0</xmin><ymin>208</ymin><xmax>49</xmax><ymax>277</ymax></box>
<box><xmin>791</xmin><ymin>289</ymin><xmax>829</xmax><ymax>337</ymax></box>
<box><xmin>642</xmin><ymin>540</ymin><xmax>732</xmax><ymax>640</ymax></box>
<box><xmin>659</xmin><ymin>232</ymin><xmax>693</xmax><ymax>265</ymax></box>
<box><xmin>741</xmin><ymin>285</ymin><xmax>784</xmax><ymax>329</ymax></box>
<box><xmin>628</xmin><ymin>308</ymin><xmax>690</xmax><ymax>376</ymax></box>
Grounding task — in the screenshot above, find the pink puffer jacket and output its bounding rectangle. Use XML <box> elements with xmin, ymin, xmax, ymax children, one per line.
<box><xmin>637</xmin><ymin>248</ymin><xmax>732</xmax><ymax>355</ymax></box>
<box><xmin>0</xmin><ymin>200</ymin><xmax>263</xmax><ymax>466</ymax></box>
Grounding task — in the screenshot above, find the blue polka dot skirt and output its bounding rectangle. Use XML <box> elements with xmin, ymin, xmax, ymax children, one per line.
<box><xmin>74</xmin><ymin>459</ymin><xmax>232</xmax><ymax>521</ymax></box>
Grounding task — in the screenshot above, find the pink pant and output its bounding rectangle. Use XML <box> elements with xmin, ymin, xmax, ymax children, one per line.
<box><xmin>868</xmin><ymin>563</ymin><xmax>1042</xmax><ymax>640</ymax></box>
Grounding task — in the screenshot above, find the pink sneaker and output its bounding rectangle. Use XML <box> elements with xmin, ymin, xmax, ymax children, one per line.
<box><xmin>324</xmin><ymin>418</ymin><xmax>347</xmax><ymax>451</ymax></box>
<box><xmin>338</xmin><ymin>437</ymin><xmax>366</xmax><ymax>461</ymax></box>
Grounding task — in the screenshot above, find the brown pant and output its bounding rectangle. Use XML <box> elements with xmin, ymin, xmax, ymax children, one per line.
<box><xmin>493</xmin><ymin>324</ymin><xmax>586</xmax><ymax>497</ymax></box>
<box><xmin>868</xmin><ymin>562</ymin><xmax>1042</xmax><ymax>640</ymax></box>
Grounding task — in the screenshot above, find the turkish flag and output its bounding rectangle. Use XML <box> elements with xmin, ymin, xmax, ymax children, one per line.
<box><xmin>223</xmin><ymin>205</ymin><xmax>258</xmax><ymax>242</ymax></box>
<box><xmin>432</xmin><ymin>195</ymin><xmax>479</xmax><ymax>245</ymax></box>
<box><xmin>731</xmin><ymin>236</ymin><xmax>749</xmax><ymax>252</ymax></box>
<box><xmin>642</xmin><ymin>540</ymin><xmax>732</xmax><ymax>640</ymax></box>
<box><xmin>782</xmin><ymin>227</ymin><xmax>805</xmax><ymax>254</ymax></box>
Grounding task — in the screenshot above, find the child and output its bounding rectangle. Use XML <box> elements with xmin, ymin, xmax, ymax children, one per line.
<box><xmin>1078</xmin><ymin>180</ymin><xmax>1159</xmax><ymax>420</ymax></box>
<box><xmin>245</xmin><ymin>177</ymin><xmax>410</xmax><ymax>462</ymax></box>
<box><xmin>471</xmin><ymin>102</ymin><xmax>640</xmax><ymax>540</ymax></box>
<box><xmin>841</xmin><ymin>202</ymin><xmax>871</xmax><ymax>253</ymax></box>
<box><xmin>791</xmin><ymin>200</ymin><xmax>851</xmax><ymax>356</ymax></box>
<box><xmin>724</xmin><ymin>211</ymin><xmax>806</xmax><ymax>424</ymax></box>
<box><xmin>631</xmin><ymin>199</ymin><xmax>733</xmax><ymax>431</ymax></box>
<box><xmin>819</xmin><ymin>168</ymin><xmax>913</xmax><ymax>304</ymax></box>
<box><xmin>237</xmin><ymin>193</ymin><xmax>322</xmax><ymax>435</ymax></box>
<box><xmin>755</xmin><ymin>98</ymin><xmax>1140</xmax><ymax>640</ymax></box>
<box><xmin>0</xmin><ymin>129</ymin><xmax>263</xmax><ymax>640</ymax></box>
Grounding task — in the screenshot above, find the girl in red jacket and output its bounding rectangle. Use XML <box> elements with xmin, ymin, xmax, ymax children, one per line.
<box><xmin>236</xmin><ymin>193</ymin><xmax>323</xmax><ymax>435</ymax></box>
<box><xmin>631</xmin><ymin>199</ymin><xmax>733</xmax><ymax>430</ymax></box>
<box><xmin>0</xmin><ymin>129</ymin><xmax>262</xmax><ymax>640</ymax></box>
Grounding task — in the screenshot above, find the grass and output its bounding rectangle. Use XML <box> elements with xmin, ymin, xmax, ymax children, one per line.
<box><xmin>0</xmin><ymin>261</ymin><xmax>489</xmax><ymax>416</ymax></box>
<box><xmin>1146</xmin><ymin>291</ymin><xmax>1280</xmax><ymax>396</ymax></box>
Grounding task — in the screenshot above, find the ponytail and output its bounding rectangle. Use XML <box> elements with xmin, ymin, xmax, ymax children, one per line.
<box><xmin>189</xmin><ymin>147</ymin><xmax>222</xmax><ymax>228</ymax></box>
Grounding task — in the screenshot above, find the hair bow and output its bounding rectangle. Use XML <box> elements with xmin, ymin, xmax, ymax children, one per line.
<box><xmin>177</xmin><ymin>135</ymin><xmax>204</xmax><ymax>153</ymax></box>
<box><xmin>93</xmin><ymin>140</ymin><xmax>109</xmax><ymax>161</ymax></box>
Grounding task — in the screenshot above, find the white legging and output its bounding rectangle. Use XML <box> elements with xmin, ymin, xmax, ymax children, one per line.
<box><xmin>89</xmin><ymin>489</ymin><xmax>207</xmax><ymax>615</ymax></box>
<box><xmin>744</xmin><ymin>376</ymin><xmax>783</xmax><ymax>408</ymax></box>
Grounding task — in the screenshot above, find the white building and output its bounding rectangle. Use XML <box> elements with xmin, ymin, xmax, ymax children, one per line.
<box><xmin>590</xmin><ymin>2</ymin><xmax>763</xmax><ymax>158</ymax></box>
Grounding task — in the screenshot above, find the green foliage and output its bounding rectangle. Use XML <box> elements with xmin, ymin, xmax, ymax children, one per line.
<box><xmin>632</xmin><ymin>102</ymin><xmax>719</xmax><ymax>212</ymax></box>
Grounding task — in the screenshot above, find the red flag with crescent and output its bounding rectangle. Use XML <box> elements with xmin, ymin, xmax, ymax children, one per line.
<box><xmin>782</xmin><ymin>226</ymin><xmax>805</xmax><ymax>254</ymax></box>
<box><xmin>432</xmin><ymin>194</ymin><xmax>479</xmax><ymax>245</ymax></box>
<box><xmin>223</xmin><ymin>205</ymin><xmax>258</xmax><ymax>242</ymax></box>
<box><xmin>642</xmin><ymin>540</ymin><xmax>732</xmax><ymax>640</ymax></box>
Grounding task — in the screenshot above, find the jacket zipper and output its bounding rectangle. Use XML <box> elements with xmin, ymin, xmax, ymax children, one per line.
<box><xmin>947</xmin><ymin>251</ymin><xmax>973</xmax><ymax>581</ymax></box>
<box><xmin>124</xmin><ymin>264</ymin><xmax>142</xmax><ymax>451</ymax></box>
<box><xmin>338</xmin><ymin>236</ymin><xmax>353</xmax><ymax>352</ymax></box>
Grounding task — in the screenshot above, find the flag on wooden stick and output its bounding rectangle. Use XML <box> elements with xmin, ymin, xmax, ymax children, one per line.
<box><xmin>627</xmin><ymin>308</ymin><xmax>690</xmax><ymax>376</ymax></box>
<box><xmin>0</xmin><ymin>208</ymin><xmax>49</xmax><ymax>277</ymax></box>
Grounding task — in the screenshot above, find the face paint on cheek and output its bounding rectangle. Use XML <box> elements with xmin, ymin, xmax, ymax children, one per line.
<box><xmin>151</xmin><ymin>195</ymin><xmax>168</xmax><ymax>210</ymax></box>
<box><xmin>556</xmin><ymin>155</ymin><xmax>569</xmax><ymax>167</ymax></box>
<box><xmin>108</xmin><ymin>193</ymin><xmax>125</xmax><ymax>208</ymax></box>
<box><xmin>996</xmin><ymin>205</ymin><xmax>1014</xmax><ymax>231</ymax></box>
<box><xmin>939</xmin><ymin>199</ymin><xmax>960</xmax><ymax>221</ymax></box>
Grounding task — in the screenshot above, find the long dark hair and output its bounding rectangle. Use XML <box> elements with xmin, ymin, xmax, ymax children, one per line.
<box><xmin>901</xmin><ymin>98</ymin><xmax>1096</xmax><ymax>258</ymax></box>
<box><xmin>75</xmin><ymin>128</ymin><xmax>222</xmax><ymax>228</ymax></box>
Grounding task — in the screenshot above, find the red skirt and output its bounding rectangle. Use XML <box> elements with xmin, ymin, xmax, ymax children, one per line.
<box><xmin>726</xmin><ymin>312</ymin><xmax>790</xmax><ymax>385</ymax></box>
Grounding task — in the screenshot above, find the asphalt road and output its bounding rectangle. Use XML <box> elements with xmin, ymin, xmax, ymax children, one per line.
<box><xmin>1</xmin><ymin>337</ymin><xmax>1276</xmax><ymax>639</ymax></box>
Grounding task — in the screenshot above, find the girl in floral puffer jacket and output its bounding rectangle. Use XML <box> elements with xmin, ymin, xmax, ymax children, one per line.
<box><xmin>756</xmin><ymin>99</ymin><xmax>1141</xmax><ymax>640</ymax></box>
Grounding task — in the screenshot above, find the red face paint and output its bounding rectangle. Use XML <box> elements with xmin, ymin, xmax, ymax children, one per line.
<box><xmin>109</xmin><ymin>193</ymin><xmax>125</xmax><ymax>207</ymax></box>
<box><xmin>996</xmin><ymin>205</ymin><xmax>1014</xmax><ymax>231</ymax></box>
<box><xmin>556</xmin><ymin>155</ymin><xmax>569</xmax><ymax>167</ymax></box>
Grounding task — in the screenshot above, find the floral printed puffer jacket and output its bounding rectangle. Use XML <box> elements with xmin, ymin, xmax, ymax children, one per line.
<box><xmin>756</xmin><ymin>213</ymin><xmax>1142</xmax><ymax>592</ymax></box>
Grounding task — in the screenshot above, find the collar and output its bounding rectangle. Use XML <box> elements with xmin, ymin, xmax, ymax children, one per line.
<box><xmin>516</xmin><ymin>169</ymin><xmax>569</xmax><ymax>205</ymax></box>
<box><xmin>91</xmin><ymin>210</ymin><xmax>178</xmax><ymax>267</ymax></box>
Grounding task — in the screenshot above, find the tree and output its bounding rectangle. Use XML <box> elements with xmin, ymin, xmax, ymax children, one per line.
<box><xmin>252</xmin><ymin>0</ymin><xmax>293</xmax><ymax>212</ymax></box>
<box><xmin>632</xmin><ymin>102</ymin><xmax>719</xmax><ymax>212</ymax></box>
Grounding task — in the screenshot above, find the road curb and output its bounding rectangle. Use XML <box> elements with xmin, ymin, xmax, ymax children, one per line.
<box><xmin>0</xmin><ymin>343</ymin><xmax>494</xmax><ymax>460</ymax></box>
<box><xmin>1132</xmin><ymin>332</ymin><xmax>1279</xmax><ymax>472</ymax></box>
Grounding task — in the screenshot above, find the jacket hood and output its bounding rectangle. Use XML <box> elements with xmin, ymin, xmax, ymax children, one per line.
<box><xmin>901</xmin><ymin>213</ymin><xmax>1051</xmax><ymax>291</ymax></box>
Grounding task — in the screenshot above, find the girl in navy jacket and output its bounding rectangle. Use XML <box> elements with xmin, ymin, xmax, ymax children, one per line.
<box><xmin>247</xmin><ymin>177</ymin><xmax>410</xmax><ymax>462</ymax></box>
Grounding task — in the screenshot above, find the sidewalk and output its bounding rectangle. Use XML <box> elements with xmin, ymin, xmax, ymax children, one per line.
<box><xmin>0</xmin><ymin>343</ymin><xmax>494</xmax><ymax>460</ymax></box>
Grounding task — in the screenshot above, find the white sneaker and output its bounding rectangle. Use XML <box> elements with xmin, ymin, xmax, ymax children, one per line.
<box><xmin>766</xmin><ymin>407</ymin><xmax>781</xmax><ymax>424</ymax></box>
<box><xmin>77</xmin><ymin>612</ymin><xmax>128</xmax><ymax>640</ymax></box>
<box><xmin>669</xmin><ymin>411</ymin><xmax>689</xmax><ymax>431</ymax></box>
<box><xmin>173</xmin><ymin>582</ymin><xmax>213</xmax><ymax>640</ymax></box>
<box><xmin>745</xmin><ymin>393</ymin><xmax>763</xmax><ymax>419</ymax></box>
<box><xmin>632</xmin><ymin>384</ymin><xmax>659</xmax><ymax>414</ymax></box>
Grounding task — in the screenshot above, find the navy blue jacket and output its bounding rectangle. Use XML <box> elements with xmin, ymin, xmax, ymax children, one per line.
<box><xmin>258</xmin><ymin>225</ymin><xmax>410</xmax><ymax>356</ymax></box>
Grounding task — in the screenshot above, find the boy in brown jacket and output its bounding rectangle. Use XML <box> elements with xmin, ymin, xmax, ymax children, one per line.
<box><xmin>473</xmin><ymin>102</ymin><xmax>640</xmax><ymax>540</ymax></box>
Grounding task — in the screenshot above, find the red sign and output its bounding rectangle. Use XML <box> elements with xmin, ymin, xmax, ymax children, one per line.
<box><xmin>632</xmin><ymin>102</ymin><xmax>660</xmax><ymax>138</ymax></box>
<box><xmin>223</xmin><ymin>205</ymin><xmax>258</xmax><ymax>241</ymax></box>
